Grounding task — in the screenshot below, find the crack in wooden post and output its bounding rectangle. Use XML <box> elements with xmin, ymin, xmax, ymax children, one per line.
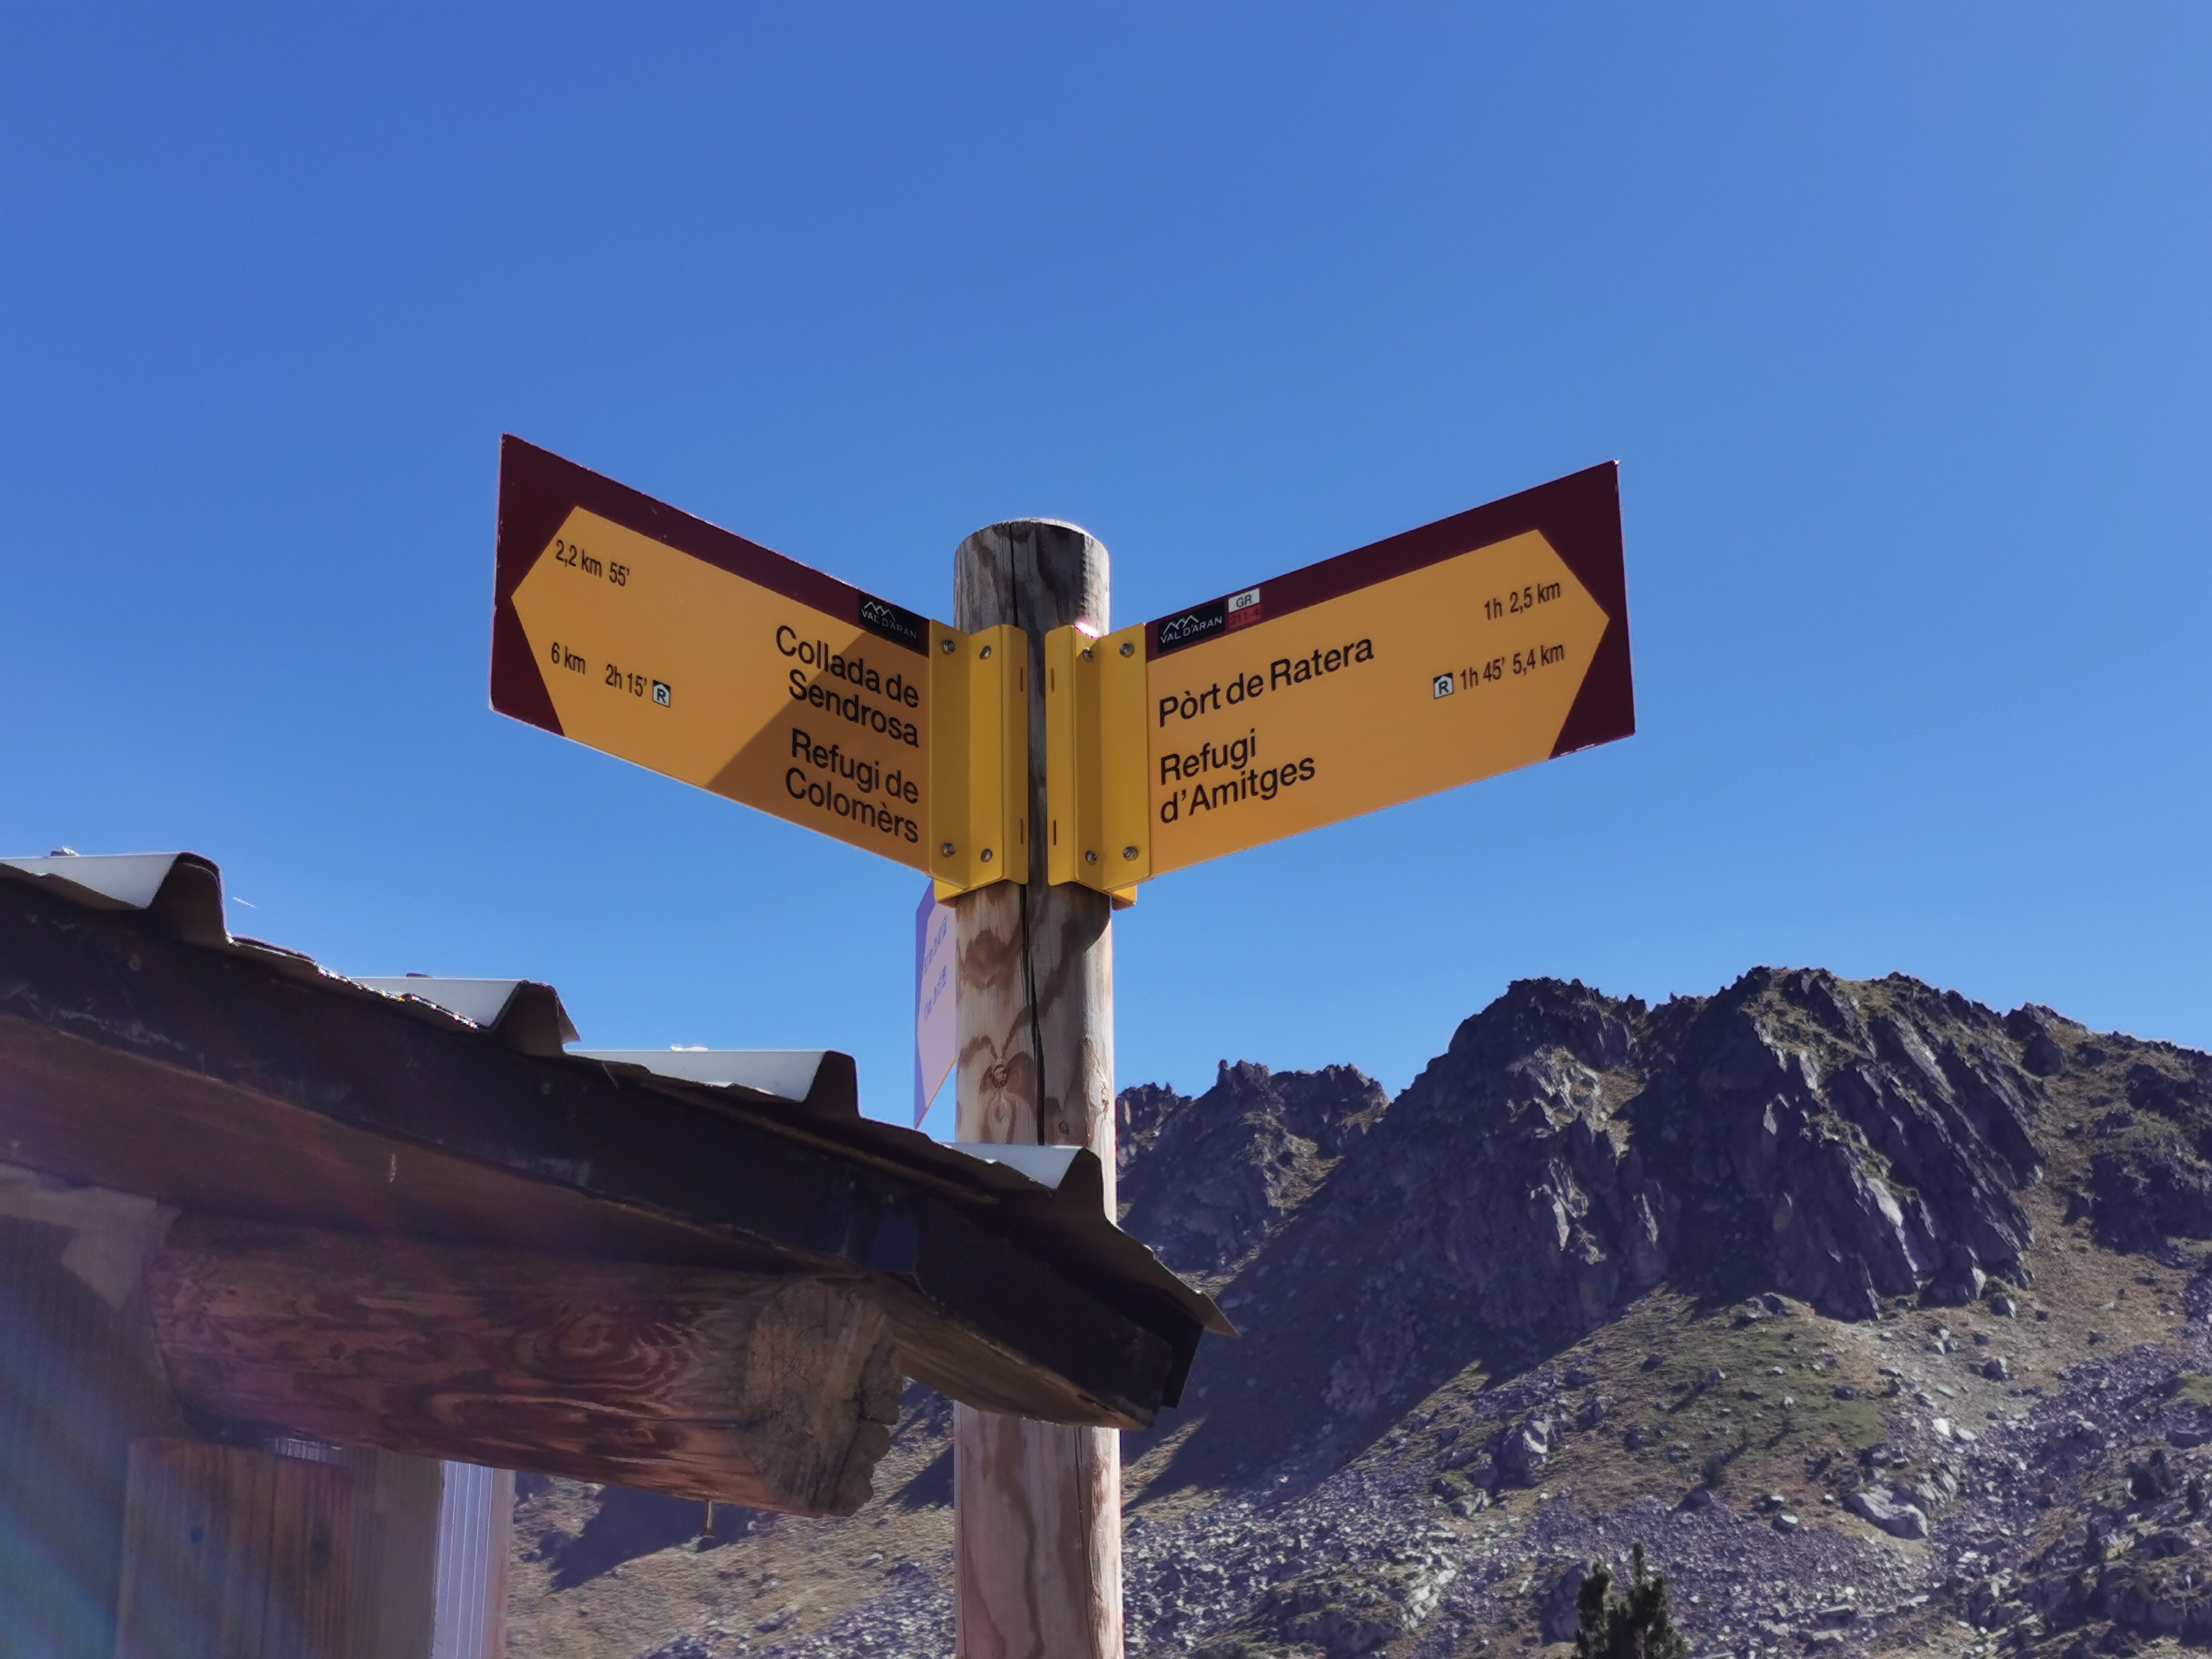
<box><xmin>952</xmin><ymin>519</ymin><xmax>1122</xmax><ymax>1659</ymax></box>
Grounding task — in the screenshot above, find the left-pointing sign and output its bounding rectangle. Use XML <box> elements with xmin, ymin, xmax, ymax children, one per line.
<box><xmin>490</xmin><ymin>437</ymin><xmax>1026</xmax><ymax>891</ymax></box>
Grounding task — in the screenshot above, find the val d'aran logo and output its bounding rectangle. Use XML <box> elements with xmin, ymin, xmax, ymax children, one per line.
<box><xmin>856</xmin><ymin>593</ymin><xmax>926</xmax><ymax>651</ymax></box>
<box><xmin>1155</xmin><ymin>598</ymin><xmax>1227</xmax><ymax>654</ymax></box>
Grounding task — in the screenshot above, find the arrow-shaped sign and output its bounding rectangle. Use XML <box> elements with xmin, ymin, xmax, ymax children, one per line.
<box><xmin>1045</xmin><ymin>463</ymin><xmax>1633</xmax><ymax>893</ymax></box>
<box><xmin>490</xmin><ymin>438</ymin><xmax>1026</xmax><ymax>892</ymax></box>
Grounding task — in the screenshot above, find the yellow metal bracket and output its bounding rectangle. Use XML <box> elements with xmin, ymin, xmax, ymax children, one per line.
<box><xmin>927</xmin><ymin>622</ymin><xmax>1028</xmax><ymax>895</ymax></box>
<box><xmin>1044</xmin><ymin>623</ymin><xmax>1148</xmax><ymax>903</ymax></box>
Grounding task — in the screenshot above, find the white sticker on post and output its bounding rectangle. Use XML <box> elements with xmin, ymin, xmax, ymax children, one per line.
<box><xmin>914</xmin><ymin>883</ymin><xmax>957</xmax><ymax>1127</ymax></box>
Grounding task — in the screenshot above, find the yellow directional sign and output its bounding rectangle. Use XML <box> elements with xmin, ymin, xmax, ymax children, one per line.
<box><xmin>1045</xmin><ymin>463</ymin><xmax>1633</xmax><ymax>894</ymax></box>
<box><xmin>491</xmin><ymin>438</ymin><xmax>1026</xmax><ymax>892</ymax></box>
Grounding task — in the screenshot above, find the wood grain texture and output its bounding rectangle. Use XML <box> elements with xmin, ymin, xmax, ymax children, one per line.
<box><xmin>333</xmin><ymin>1448</ymin><xmax>442</xmax><ymax>1659</ymax></box>
<box><xmin>145</xmin><ymin>1218</ymin><xmax>899</xmax><ymax>1517</ymax></box>
<box><xmin>952</xmin><ymin>520</ymin><xmax>1123</xmax><ymax>1659</ymax></box>
<box><xmin>951</xmin><ymin>519</ymin><xmax>1118</xmax><ymax>1184</ymax></box>
<box><xmin>953</xmin><ymin>1403</ymin><xmax>1122</xmax><ymax>1659</ymax></box>
<box><xmin>113</xmin><ymin>1438</ymin><xmax>352</xmax><ymax>1659</ymax></box>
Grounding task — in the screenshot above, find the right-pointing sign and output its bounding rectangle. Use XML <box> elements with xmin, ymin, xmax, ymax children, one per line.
<box><xmin>1045</xmin><ymin>463</ymin><xmax>1632</xmax><ymax>892</ymax></box>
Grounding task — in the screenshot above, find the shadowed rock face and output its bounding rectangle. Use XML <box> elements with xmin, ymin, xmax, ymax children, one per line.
<box><xmin>2071</xmin><ymin>1038</ymin><xmax>2212</xmax><ymax>1253</ymax></box>
<box><xmin>1118</xmin><ymin>1061</ymin><xmax>1388</xmax><ymax>1274</ymax></box>
<box><xmin>1387</xmin><ymin>968</ymin><xmax>2049</xmax><ymax>1327</ymax></box>
<box><xmin>1628</xmin><ymin>969</ymin><xmax>2045</xmax><ymax>1317</ymax></box>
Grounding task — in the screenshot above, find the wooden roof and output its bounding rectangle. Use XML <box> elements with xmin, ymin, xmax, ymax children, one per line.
<box><xmin>0</xmin><ymin>854</ymin><xmax>1225</xmax><ymax>1431</ymax></box>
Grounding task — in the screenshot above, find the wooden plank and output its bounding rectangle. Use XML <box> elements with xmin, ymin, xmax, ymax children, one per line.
<box><xmin>335</xmin><ymin>1449</ymin><xmax>442</xmax><ymax>1659</ymax></box>
<box><xmin>113</xmin><ymin>1438</ymin><xmax>352</xmax><ymax>1659</ymax></box>
<box><xmin>145</xmin><ymin>1218</ymin><xmax>900</xmax><ymax>1516</ymax></box>
<box><xmin>951</xmin><ymin>520</ymin><xmax>1124</xmax><ymax>1659</ymax></box>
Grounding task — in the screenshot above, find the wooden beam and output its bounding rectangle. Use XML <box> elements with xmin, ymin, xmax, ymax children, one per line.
<box><xmin>145</xmin><ymin>1218</ymin><xmax>900</xmax><ymax>1517</ymax></box>
<box><xmin>0</xmin><ymin>868</ymin><xmax>1207</xmax><ymax>1429</ymax></box>
<box><xmin>952</xmin><ymin>520</ymin><xmax>1124</xmax><ymax>1659</ymax></box>
<box><xmin>113</xmin><ymin>1437</ymin><xmax>352</xmax><ymax>1659</ymax></box>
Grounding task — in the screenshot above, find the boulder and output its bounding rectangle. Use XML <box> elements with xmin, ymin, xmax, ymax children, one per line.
<box><xmin>1244</xmin><ymin>1560</ymin><xmax>1459</xmax><ymax>1659</ymax></box>
<box><xmin>1538</xmin><ymin>1562</ymin><xmax>1594</xmax><ymax>1641</ymax></box>
<box><xmin>1845</xmin><ymin>1488</ymin><xmax>1929</xmax><ymax>1540</ymax></box>
<box><xmin>1498</xmin><ymin>1418</ymin><xmax>1550</xmax><ymax>1487</ymax></box>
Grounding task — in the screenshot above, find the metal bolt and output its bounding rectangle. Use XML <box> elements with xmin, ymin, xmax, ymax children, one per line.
<box><xmin>1120</xmin><ymin>642</ymin><xmax>1134</xmax><ymax>657</ymax></box>
<box><xmin>980</xmin><ymin>848</ymin><xmax>993</xmax><ymax>863</ymax></box>
<box><xmin>1122</xmin><ymin>845</ymin><xmax>1139</xmax><ymax>860</ymax></box>
<box><xmin>1084</xmin><ymin>850</ymin><xmax>1098</xmax><ymax>863</ymax></box>
<box><xmin>940</xmin><ymin>638</ymin><xmax>955</xmax><ymax>654</ymax></box>
<box><xmin>940</xmin><ymin>842</ymin><xmax>955</xmax><ymax>857</ymax></box>
<box><xmin>979</xmin><ymin>644</ymin><xmax>992</xmax><ymax>659</ymax></box>
<box><xmin>1082</xmin><ymin>647</ymin><xmax>1094</xmax><ymax>660</ymax></box>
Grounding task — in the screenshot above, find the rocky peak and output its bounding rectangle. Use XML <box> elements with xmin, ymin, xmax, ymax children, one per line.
<box><xmin>1625</xmin><ymin>967</ymin><xmax>2047</xmax><ymax>1318</ymax></box>
<box><xmin>1434</xmin><ymin>975</ymin><xmax>1644</xmax><ymax>1080</ymax></box>
<box><xmin>1118</xmin><ymin>1060</ymin><xmax>1389</xmax><ymax>1276</ymax></box>
<box><xmin>1131</xmin><ymin>970</ymin><xmax>2075</xmax><ymax>1435</ymax></box>
<box><xmin>1117</xmin><ymin>1082</ymin><xmax>1187</xmax><ymax>1175</ymax></box>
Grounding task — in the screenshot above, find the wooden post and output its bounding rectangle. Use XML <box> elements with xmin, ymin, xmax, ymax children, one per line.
<box><xmin>113</xmin><ymin>1438</ymin><xmax>354</xmax><ymax>1659</ymax></box>
<box><xmin>951</xmin><ymin>520</ymin><xmax>1121</xmax><ymax>1659</ymax></box>
<box><xmin>337</xmin><ymin>1447</ymin><xmax>443</xmax><ymax>1659</ymax></box>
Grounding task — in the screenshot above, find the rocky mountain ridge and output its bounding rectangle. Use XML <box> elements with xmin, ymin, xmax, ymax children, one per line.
<box><xmin>506</xmin><ymin>967</ymin><xmax>2212</xmax><ymax>1659</ymax></box>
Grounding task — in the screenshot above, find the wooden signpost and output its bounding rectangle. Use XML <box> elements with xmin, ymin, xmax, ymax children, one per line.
<box><xmin>948</xmin><ymin>520</ymin><xmax>1123</xmax><ymax>1659</ymax></box>
<box><xmin>487</xmin><ymin>441</ymin><xmax>1637</xmax><ymax>1659</ymax></box>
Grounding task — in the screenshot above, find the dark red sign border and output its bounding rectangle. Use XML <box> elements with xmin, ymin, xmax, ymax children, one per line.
<box><xmin>490</xmin><ymin>436</ymin><xmax>929</xmax><ymax>738</ymax></box>
<box><xmin>1143</xmin><ymin>462</ymin><xmax>1633</xmax><ymax>760</ymax></box>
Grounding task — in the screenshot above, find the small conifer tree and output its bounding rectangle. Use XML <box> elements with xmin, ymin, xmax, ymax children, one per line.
<box><xmin>1574</xmin><ymin>1543</ymin><xmax>1690</xmax><ymax>1659</ymax></box>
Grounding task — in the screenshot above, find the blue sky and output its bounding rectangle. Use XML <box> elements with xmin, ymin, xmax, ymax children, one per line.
<box><xmin>2</xmin><ymin>6</ymin><xmax>2205</xmax><ymax>1121</ymax></box>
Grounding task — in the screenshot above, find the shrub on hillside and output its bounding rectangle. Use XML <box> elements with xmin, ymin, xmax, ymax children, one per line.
<box><xmin>1575</xmin><ymin>1544</ymin><xmax>1690</xmax><ymax>1659</ymax></box>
